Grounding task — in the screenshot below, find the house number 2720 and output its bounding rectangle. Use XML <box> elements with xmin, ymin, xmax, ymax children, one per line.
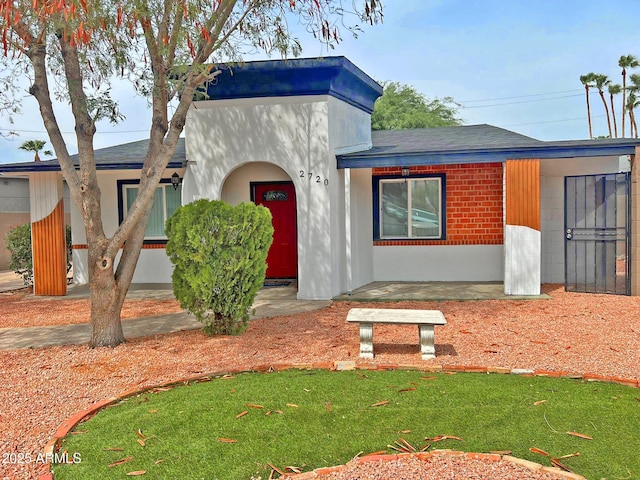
<box><xmin>299</xmin><ymin>170</ymin><xmax>329</xmax><ymax>186</ymax></box>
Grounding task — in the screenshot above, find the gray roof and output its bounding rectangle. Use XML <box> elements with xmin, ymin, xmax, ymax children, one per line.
<box><xmin>338</xmin><ymin>124</ymin><xmax>640</xmax><ymax>168</ymax></box>
<box><xmin>0</xmin><ymin>138</ymin><xmax>187</xmax><ymax>173</ymax></box>
<box><xmin>369</xmin><ymin>124</ymin><xmax>542</xmax><ymax>156</ymax></box>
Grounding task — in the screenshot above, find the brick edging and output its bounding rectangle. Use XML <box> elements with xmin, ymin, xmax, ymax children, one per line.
<box><xmin>39</xmin><ymin>362</ymin><xmax>638</xmax><ymax>480</ymax></box>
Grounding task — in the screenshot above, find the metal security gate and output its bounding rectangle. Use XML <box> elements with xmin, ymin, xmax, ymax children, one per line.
<box><xmin>565</xmin><ymin>173</ymin><xmax>630</xmax><ymax>295</ymax></box>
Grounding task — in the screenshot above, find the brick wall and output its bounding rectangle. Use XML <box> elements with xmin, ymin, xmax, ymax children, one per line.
<box><xmin>373</xmin><ymin>162</ymin><xmax>503</xmax><ymax>245</ymax></box>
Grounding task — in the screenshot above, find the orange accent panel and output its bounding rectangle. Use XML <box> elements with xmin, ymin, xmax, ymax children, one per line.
<box><xmin>32</xmin><ymin>200</ymin><xmax>67</xmax><ymax>296</ymax></box>
<box><xmin>505</xmin><ymin>159</ymin><xmax>540</xmax><ymax>231</ymax></box>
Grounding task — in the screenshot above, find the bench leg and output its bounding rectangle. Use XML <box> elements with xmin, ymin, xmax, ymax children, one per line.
<box><xmin>359</xmin><ymin>323</ymin><xmax>374</xmax><ymax>359</ymax></box>
<box><xmin>419</xmin><ymin>324</ymin><xmax>436</xmax><ymax>360</ymax></box>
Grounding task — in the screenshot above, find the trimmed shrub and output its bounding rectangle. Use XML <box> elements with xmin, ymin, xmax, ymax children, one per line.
<box><xmin>5</xmin><ymin>223</ymin><xmax>72</xmax><ymax>286</ymax></box>
<box><xmin>165</xmin><ymin>199</ymin><xmax>274</xmax><ymax>335</ymax></box>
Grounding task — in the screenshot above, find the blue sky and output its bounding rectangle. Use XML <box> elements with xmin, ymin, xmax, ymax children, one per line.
<box><xmin>1</xmin><ymin>0</ymin><xmax>639</xmax><ymax>164</ymax></box>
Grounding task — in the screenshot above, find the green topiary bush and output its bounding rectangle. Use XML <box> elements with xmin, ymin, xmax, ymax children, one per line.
<box><xmin>165</xmin><ymin>199</ymin><xmax>274</xmax><ymax>335</ymax></box>
<box><xmin>5</xmin><ymin>223</ymin><xmax>72</xmax><ymax>286</ymax></box>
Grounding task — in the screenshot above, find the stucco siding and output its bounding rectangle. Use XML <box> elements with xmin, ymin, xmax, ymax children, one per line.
<box><xmin>346</xmin><ymin>167</ymin><xmax>374</xmax><ymax>291</ymax></box>
<box><xmin>373</xmin><ymin>244</ymin><xmax>504</xmax><ymax>281</ymax></box>
<box><xmin>186</xmin><ymin>95</ymin><xmax>364</xmax><ymax>300</ymax></box>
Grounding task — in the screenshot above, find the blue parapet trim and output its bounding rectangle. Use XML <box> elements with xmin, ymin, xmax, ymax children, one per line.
<box><xmin>0</xmin><ymin>160</ymin><xmax>185</xmax><ymax>173</ymax></box>
<box><xmin>338</xmin><ymin>143</ymin><xmax>640</xmax><ymax>169</ymax></box>
<box><xmin>202</xmin><ymin>56</ymin><xmax>383</xmax><ymax>114</ymax></box>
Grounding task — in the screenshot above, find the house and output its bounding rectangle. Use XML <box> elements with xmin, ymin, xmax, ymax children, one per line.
<box><xmin>0</xmin><ymin>176</ymin><xmax>70</xmax><ymax>271</ymax></box>
<box><xmin>1</xmin><ymin>56</ymin><xmax>639</xmax><ymax>298</ymax></box>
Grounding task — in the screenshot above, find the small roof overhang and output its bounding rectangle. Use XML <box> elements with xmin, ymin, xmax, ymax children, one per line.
<box><xmin>0</xmin><ymin>138</ymin><xmax>187</xmax><ymax>174</ymax></box>
<box><xmin>200</xmin><ymin>56</ymin><xmax>383</xmax><ymax>114</ymax></box>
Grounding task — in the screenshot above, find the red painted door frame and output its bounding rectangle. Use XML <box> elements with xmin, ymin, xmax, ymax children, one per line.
<box><xmin>251</xmin><ymin>181</ymin><xmax>297</xmax><ymax>278</ymax></box>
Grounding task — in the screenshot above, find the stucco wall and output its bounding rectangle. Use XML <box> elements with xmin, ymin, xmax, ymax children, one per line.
<box><xmin>539</xmin><ymin>155</ymin><xmax>624</xmax><ymax>284</ymax></box>
<box><xmin>373</xmin><ymin>244</ymin><xmax>504</xmax><ymax>281</ymax></box>
<box><xmin>185</xmin><ymin>95</ymin><xmax>372</xmax><ymax>300</ymax></box>
<box><xmin>344</xmin><ymin>167</ymin><xmax>374</xmax><ymax>291</ymax></box>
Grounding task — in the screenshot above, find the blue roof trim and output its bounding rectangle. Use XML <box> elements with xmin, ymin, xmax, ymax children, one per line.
<box><xmin>202</xmin><ymin>56</ymin><xmax>383</xmax><ymax>114</ymax></box>
<box><xmin>0</xmin><ymin>160</ymin><xmax>186</xmax><ymax>173</ymax></box>
<box><xmin>337</xmin><ymin>143</ymin><xmax>640</xmax><ymax>169</ymax></box>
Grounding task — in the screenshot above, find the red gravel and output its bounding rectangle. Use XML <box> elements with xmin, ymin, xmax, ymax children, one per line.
<box><xmin>313</xmin><ymin>455</ymin><xmax>570</xmax><ymax>480</ymax></box>
<box><xmin>0</xmin><ymin>284</ymin><xmax>638</xmax><ymax>479</ymax></box>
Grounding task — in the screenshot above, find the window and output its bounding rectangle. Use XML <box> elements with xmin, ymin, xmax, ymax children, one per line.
<box><xmin>375</xmin><ymin>175</ymin><xmax>445</xmax><ymax>240</ymax></box>
<box><xmin>119</xmin><ymin>180</ymin><xmax>181</xmax><ymax>241</ymax></box>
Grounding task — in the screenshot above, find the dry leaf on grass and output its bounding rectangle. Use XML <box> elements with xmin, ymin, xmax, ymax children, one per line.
<box><xmin>424</xmin><ymin>435</ymin><xmax>463</xmax><ymax>442</ymax></box>
<box><xmin>268</xmin><ymin>463</ymin><xmax>286</xmax><ymax>475</ymax></box>
<box><xmin>551</xmin><ymin>458</ymin><xmax>574</xmax><ymax>472</ymax></box>
<box><xmin>566</xmin><ymin>431</ymin><xmax>593</xmax><ymax>440</ymax></box>
<box><xmin>529</xmin><ymin>447</ymin><xmax>550</xmax><ymax>457</ymax></box>
<box><xmin>108</xmin><ymin>456</ymin><xmax>133</xmax><ymax>467</ymax></box>
<box><xmin>370</xmin><ymin>400</ymin><xmax>389</xmax><ymax>407</ymax></box>
<box><xmin>126</xmin><ymin>471</ymin><xmax>146</xmax><ymax>476</ymax></box>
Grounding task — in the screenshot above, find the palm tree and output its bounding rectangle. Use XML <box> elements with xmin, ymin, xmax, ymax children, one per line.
<box><xmin>593</xmin><ymin>74</ymin><xmax>612</xmax><ymax>138</ymax></box>
<box><xmin>627</xmin><ymin>74</ymin><xmax>640</xmax><ymax>138</ymax></box>
<box><xmin>19</xmin><ymin>139</ymin><xmax>52</xmax><ymax>162</ymax></box>
<box><xmin>618</xmin><ymin>54</ymin><xmax>639</xmax><ymax>137</ymax></box>
<box><xmin>608</xmin><ymin>83</ymin><xmax>622</xmax><ymax>138</ymax></box>
<box><xmin>627</xmin><ymin>92</ymin><xmax>638</xmax><ymax>138</ymax></box>
<box><xmin>580</xmin><ymin>73</ymin><xmax>597</xmax><ymax>139</ymax></box>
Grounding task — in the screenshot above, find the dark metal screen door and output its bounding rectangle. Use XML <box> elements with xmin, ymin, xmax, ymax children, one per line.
<box><xmin>565</xmin><ymin>173</ymin><xmax>630</xmax><ymax>295</ymax></box>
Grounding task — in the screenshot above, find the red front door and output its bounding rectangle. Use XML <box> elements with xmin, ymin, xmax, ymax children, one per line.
<box><xmin>252</xmin><ymin>182</ymin><xmax>297</xmax><ymax>278</ymax></box>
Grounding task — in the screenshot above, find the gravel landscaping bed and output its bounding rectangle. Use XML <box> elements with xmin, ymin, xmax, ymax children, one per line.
<box><xmin>0</xmin><ymin>284</ymin><xmax>638</xmax><ymax>479</ymax></box>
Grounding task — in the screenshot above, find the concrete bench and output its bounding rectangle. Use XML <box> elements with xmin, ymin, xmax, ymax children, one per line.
<box><xmin>346</xmin><ymin>308</ymin><xmax>447</xmax><ymax>360</ymax></box>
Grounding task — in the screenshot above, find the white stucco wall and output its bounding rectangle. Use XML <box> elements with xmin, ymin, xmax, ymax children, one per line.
<box><xmin>540</xmin><ymin>155</ymin><xmax>625</xmax><ymax>284</ymax></box>
<box><xmin>373</xmin><ymin>245</ymin><xmax>504</xmax><ymax>282</ymax></box>
<box><xmin>345</xmin><ymin>167</ymin><xmax>374</xmax><ymax>291</ymax></box>
<box><xmin>185</xmin><ymin>95</ymin><xmax>372</xmax><ymax>300</ymax></box>
<box><xmin>220</xmin><ymin>162</ymin><xmax>290</xmax><ymax>204</ymax></box>
<box><xmin>504</xmin><ymin>225</ymin><xmax>540</xmax><ymax>295</ymax></box>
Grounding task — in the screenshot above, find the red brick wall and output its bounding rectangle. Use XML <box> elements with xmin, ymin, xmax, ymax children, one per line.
<box><xmin>373</xmin><ymin>163</ymin><xmax>503</xmax><ymax>245</ymax></box>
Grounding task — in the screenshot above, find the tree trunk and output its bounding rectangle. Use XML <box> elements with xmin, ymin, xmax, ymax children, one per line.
<box><xmin>610</xmin><ymin>94</ymin><xmax>618</xmax><ymax>138</ymax></box>
<box><xmin>599</xmin><ymin>91</ymin><xmax>612</xmax><ymax>138</ymax></box>
<box><xmin>88</xmin><ymin>247</ymin><xmax>126</xmax><ymax>347</ymax></box>
<box><xmin>622</xmin><ymin>70</ymin><xmax>627</xmax><ymax>138</ymax></box>
<box><xmin>89</xmin><ymin>273</ymin><xmax>126</xmax><ymax>347</ymax></box>
<box><xmin>585</xmin><ymin>85</ymin><xmax>593</xmax><ymax>139</ymax></box>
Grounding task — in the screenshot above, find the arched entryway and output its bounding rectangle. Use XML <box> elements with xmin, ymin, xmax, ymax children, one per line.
<box><xmin>220</xmin><ymin>162</ymin><xmax>298</xmax><ymax>280</ymax></box>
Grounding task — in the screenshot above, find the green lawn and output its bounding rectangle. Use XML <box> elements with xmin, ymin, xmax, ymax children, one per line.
<box><xmin>53</xmin><ymin>370</ymin><xmax>640</xmax><ymax>479</ymax></box>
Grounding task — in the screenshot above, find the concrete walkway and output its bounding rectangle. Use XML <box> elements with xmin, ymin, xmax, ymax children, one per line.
<box><xmin>0</xmin><ymin>273</ymin><xmax>549</xmax><ymax>350</ymax></box>
<box><xmin>0</xmin><ymin>270</ymin><xmax>25</xmax><ymax>293</ymax></box>
<box><xmin>0</xmin><ymin>280</ymin><xmax>331</xmax><ymax>350</ymax></box>
<box><xmin>334</xmin><ymin>281</ymin><xmax>550</xmax><ymax>301</ymax></box>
